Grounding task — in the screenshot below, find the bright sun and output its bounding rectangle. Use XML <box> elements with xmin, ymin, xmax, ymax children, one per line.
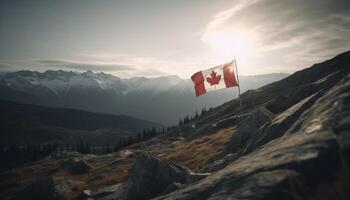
<box><xmin>202</xmin><ymin>30</ymin><xmax>255</xmax><ymax>61</ymax></box>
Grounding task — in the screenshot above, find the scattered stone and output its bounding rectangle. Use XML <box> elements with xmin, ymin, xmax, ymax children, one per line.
<box><xmin>93</xmin><ymin>183</ymin><xmax>124</xmax><ymax>198</ymax></box>
<box><xmin>119</xmin><ymin>150</ymin><xmax>133</xmax><ymax>157</ymax></box>
<box><xmin>162</xmin><ymin>182</ymin><xmax>183</xmax><ymax>195</ymax></box>
<box><xmin>75</xmin><ymin>190</ymin><xmax>92</xmax><ymax>200</ymax></box>
<box><xmin>186</xmin><ymin>172</ymin><xmax>211</xmax><ymax>183</ymax></box>
<box><xmin>97</xmin><ymin>181</ymin><xmax>131</xmax><ymax>200</ymax></box>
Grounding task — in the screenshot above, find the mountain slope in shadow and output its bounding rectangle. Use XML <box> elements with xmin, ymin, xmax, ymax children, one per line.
<box><xmin>0</xmin><ymin>99</ymin><xmax>161</xmax><ymax>145</ymax></box>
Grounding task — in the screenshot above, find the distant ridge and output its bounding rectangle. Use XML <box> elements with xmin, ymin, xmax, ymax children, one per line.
<box><xmin>0</xmin><ymin>98</ymin><xmax>161</xmax><ymax>145</ymax></box>
<box><xmin>0</xmin><ymin>70</ymin><xmax>288</xmax><ymax>125</ymax></box>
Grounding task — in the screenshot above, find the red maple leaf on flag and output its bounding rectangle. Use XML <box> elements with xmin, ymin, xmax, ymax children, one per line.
<box><xmin>206</xmin><ymin>70</ymin><xmax>221</xmax><ymax>86</ymax></box>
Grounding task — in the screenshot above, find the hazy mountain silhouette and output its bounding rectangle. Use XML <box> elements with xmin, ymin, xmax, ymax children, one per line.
<box><xmin>0</xmin><ymin>99</ymin><xmax>161</xmax><ymax>145</ymax></box>
<box><xmin>0</xmin><ymin>71</ymin><xmax>288</xmax><ymax>125</ymax></box>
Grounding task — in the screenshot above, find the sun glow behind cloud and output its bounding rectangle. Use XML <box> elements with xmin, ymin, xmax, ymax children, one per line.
<box><xmin>201</xmin><ymin>25</ymin><xmax>261</xmax><ymax>75</ymax></box>
<box><xmin>200</xmin><ymin>0</ymin><xmax>350</xmax><ymax>75</ymax></box>
<box><xmin>202</xmin><ymin>29</ymin><xmax>256</xmax><ymax>62</ymax></box>
<box><xmin>200</xmin><ymin>1</ymin><xmax>262</xmax><ymax>74</ymax></box>
<box><xmin>201</xmin><ymin>0</ymin><xmax>260</xmax><ymax>63</ymax></box>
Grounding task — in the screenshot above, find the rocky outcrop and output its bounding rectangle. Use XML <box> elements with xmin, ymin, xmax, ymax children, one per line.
<box><xmin>59</xmin><ymin>157</ymin><xmax>91</xmax><ymax>175</ymax></box>
<box><xmin>155</xmin><ymin>74</ymin><xmax>350</xmax><ymax>199</ymax></box>
<box><xmin>223</xmin><ymin>107</ymin><xmax>274</xmax><ymax>154</ymax></box>
<box><xmin>201</xmin><ymin>107</ymin><xmax>274</xmax><ymax>172</ymax></box>
<box><xmin>128</xmin><ymin>154</ymin><xmax>208</xmax><ymax>200</ymax></box>
<box><xmin>241</xmin><ymin>92</ymin><xmax>322</xmax><ymax>155</ymax></box>
<box><xmin>128</xmin><ymin>154</ymin><xmax>189</xmax><ymax>200</ymax></box>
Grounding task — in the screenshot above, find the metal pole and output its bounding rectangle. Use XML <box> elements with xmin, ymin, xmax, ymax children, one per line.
<box><xmin>234</xmin><ymin>58</ymin><xmax>243</xmax><ymax>114</ymax></box>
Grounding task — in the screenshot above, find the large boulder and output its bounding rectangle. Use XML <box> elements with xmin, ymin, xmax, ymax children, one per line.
<box><xmin>205</xmin><ymin>93</ymin><xmax>324</xmax><ymax>173</ymax></box>
<box><xmin>128</xmin><ymin>154</ymin><xmax>198</xmax><ymax>200</ymax></box>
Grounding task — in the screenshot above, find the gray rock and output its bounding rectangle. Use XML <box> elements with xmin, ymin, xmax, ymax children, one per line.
<box><xmin>200</xmin><ymin>153</ymin><xmax>239</xmax><ymax>173</ymax></box>
<box><xmin>162</xmin><ymin>182</ymin><xmax>183</xmax><ymax>195</ymax></box>
<box><xmin>128</xmin><ymin>154</ymin><xmax>191</xmax><ymax>200</ymax></box>
<box><xmin>92</xmin><ymin>183</ymin><xmax>124</xmax><ymax>198</ymax></box>
<box><xmin>223</xmin><ymin>107</ymin><xmax>274</xmax><ymax>154</ymax></box>
<box><xmin>60</xmin><ymin>157</ymin><xmax>91</xmax><ymax>175</ymax></box>
<box><xmin>75</xmin><ymin>189</ymin><xmax>92</xmax><ymax>200</ymax></box>
<box><xmin>186</xmin><ymin>172</ymin><xmax>211</xmax><ymax>183</ymax></box>
<box><xmin>241</xmin><ymin>92</ymin><xmax>323</xmax><ymax>155</ymax></box>
<box><xmin>96</xmin><ymin>181</ymin><xmax>131</xmax><ymax>200</ymax></box>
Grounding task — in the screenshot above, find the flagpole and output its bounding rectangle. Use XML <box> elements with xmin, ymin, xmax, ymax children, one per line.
<box><xmin>234</xmin><ymin>58</ymin><xmax>243</xmax><ymax>114</ymax></box>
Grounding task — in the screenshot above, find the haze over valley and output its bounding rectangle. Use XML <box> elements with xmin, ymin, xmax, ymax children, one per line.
<box><xmin>0</xmin><ymin>70</ymin><xmax>288</xmax><ymax>125</ymax></box>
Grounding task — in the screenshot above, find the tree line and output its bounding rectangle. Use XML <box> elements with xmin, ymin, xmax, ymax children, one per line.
<box><xmin>0</xmin><ymin>127</ymin><xmax>165</xmax><ymax>169</ymax></box>
<box><xmin>0</xmin><ymin>107</ymin><xmax>210</xmax><ymax>169</ymax></box>
<box><xmin>178</xmin><ymin>107</ymin><xmax>211</xmax><ymax>126</ymax></box>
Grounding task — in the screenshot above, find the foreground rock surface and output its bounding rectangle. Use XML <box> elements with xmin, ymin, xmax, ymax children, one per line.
<box><xmin>155</xmin><ymin>74</ymin><xmax>350</xmax><ymax>199</ymax></box>
<box><xmin>127</xmin><ymin>154</ymin><xmax>210</xmax><ymax>200</ymax></box>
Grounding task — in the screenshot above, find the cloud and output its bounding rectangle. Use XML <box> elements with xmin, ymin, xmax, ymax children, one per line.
<box><xmin>77</xmin><ymin>53</ymin><xmax>210</xmax><ymax>78</ymax></box>
<box><xmin>203</xmin><ymin>0</ymin><xmax>350</xmax><ymax>61</ymax></box>
<box><xmin>0</xmin><ymin>64</ymin><xmax>9</xmax><ymax>68</ymax></box>
<box><xmin>0</xmin><ymin>62</ymin><xmax>22</xmax><ymax>71</ymax></box>
<box><xmin>35</xmin><ymin>58</ymin><xmax>171</xmax><ymax>78</ymax></box>
<box><xmin>37</xmin><ymin>59</ymin><xmax>135</xmax><ymax>71</ymax></box>
<box><xmin>130</xmin><ymin>68</ymin><xmax>168</xmax><ymax>77</ymax></box>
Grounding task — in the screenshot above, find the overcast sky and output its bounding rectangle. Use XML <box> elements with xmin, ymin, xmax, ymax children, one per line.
<box><xmin>0</xmin><ymin>0</ymin><xmax>349</xmax><ymax>78</ymax></box>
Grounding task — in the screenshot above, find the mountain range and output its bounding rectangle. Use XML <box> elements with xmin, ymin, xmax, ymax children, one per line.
<box><xmin>0</xmin><ymin>70</ymin><xmax>288</xmax><ymax>125</ymax></box>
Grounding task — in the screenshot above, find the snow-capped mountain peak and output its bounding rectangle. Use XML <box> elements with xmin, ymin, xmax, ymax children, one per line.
<box><xmin>0</xmin><ymin>70</ymin><xmax>288</xmax><ymax>125</ymax></box>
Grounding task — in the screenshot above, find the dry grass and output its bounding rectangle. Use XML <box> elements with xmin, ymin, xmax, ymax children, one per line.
<box><xmin>52</xmin><ymin>158</ymin><xmax>134</xmax><ymax>190</ymax></box>
<box><xmin>2</xmin><ymin>126</ymin><xmax>235</xmax><ymax>199</ymax></box>
<box><xmin>87</xmin><ymin>162</ymin><xmax>133</xmax><ymax>189</ymax></box>
<box><xmin>167</xmin><ymin>127</ymin><xmax>235</xmax><ymax>171</ymax></box>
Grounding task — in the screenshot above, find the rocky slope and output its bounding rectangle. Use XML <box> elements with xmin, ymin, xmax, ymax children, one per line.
<box><xmin>156</xmin><ymin>51</ymin><xmax>350</xmax><ymax>199</ymax></box>
<box><xmin>0</xmin><ymin>51</ymin><xmax>349</xmax><ymax>200</ymax></box>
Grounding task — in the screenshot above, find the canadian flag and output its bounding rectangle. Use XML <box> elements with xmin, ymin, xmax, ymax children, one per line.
<box><xmin>191</xmin><ymin>60</ymin><xmax>239</xmax><ymax>97</ymax></box>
